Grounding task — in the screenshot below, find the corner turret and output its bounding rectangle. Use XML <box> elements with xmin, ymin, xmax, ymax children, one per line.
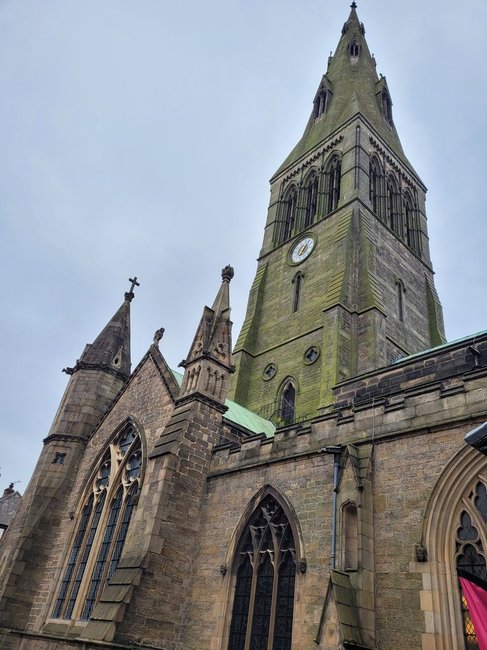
<box><xmin>0</xmin><ymin>281</ymin><xmax>137</xmax><ymax>628</ymax></box>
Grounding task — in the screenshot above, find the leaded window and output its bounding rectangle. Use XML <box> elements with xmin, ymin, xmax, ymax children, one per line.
<box><xmin>227</xmin><ymin>495</ymin><xmax>297</xmax><ymax>650</ymax></box>
<box><xmin>455</xmin><ymin>481</ymin><xmax>487</xmax><ymax>649</ymax></box>
<box><xmin>52</xmin><ymin>425</ymin><xmax>142</xmax><ymax>621</ymax></box>
<box><xmin>404</xmin><ymin>192</ymin><xmax>422</xmax><ymax>255</ymax></box>
<box><xmin>369</xmin><ymin>157</ymin><xmax>382</xmax><ymax>218</ymax></box>
<box><xmin>325</xmin><ymin>156</ymin><xmax>341</xmax><ymax>214</ymax></box>
<box><xmin>304</xmin><ymin>172</ymin><xmax>319</xmax><ymax>228</ymax></box>
<box><xmin>281</xmin><ymin>186</ymin><xmax>298</xmax><ymax>243</ymax></box>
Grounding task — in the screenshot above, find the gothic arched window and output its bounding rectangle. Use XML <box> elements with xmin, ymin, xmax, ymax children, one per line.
<box><xmin>456</xmin><ymin>481</ymin><xmax>487</xmax><ymax>649</ymax></box>
<box><xmin>227</xmin><ymin>494</ymin><xmax>297</xmax><ymax>650</ymax></box>
<box><xmin>313</xmin><ymin>88</ymin><xmax>328</xmax><ymax>119</ymax></box>
<box><xmin>404</xmin><ymin>192</ymin><xmax>422</xmax><ymax>255</ymax></box>
<box><xmin>280</xmin><ymin>381</ymin><xmax>296</xmax><ymax>425</ymax></box>
<box><xmin>386</xmin><ymin>174</ymin><xmax>400</xmax><ymax>235</ymax></box>
<box><xmin>325</xmin><ymin>155</ymin><xmax>341</xmax><ymax>214</ymax></box>
<box><xmin>304</xmin><ymin>171</ymin><xmax>319</xmax><ymax>228</ymax></box>
<box><xmin>369</xmin><ymin>156</ymin><xmax>383</xmax><ymax>219</ymax></box>
<box><xmin>52</xmin><ymin>425</ymin><xmax>142</xmax><ymax>621</ymax></box>
<box><xmin>282</xmin><ymin>186</ymin><xmax>298</xmax><ymax>243</ymax></box>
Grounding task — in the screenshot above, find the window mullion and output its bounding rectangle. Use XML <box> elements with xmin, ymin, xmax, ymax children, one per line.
<box><xmin>244</xmin><ymin>555</ymin><xmax>260</xmax><ymax>650</ymax></box>
<box><xmin>267</xmin><ymin>546</ymin><xmax>280</xmax><ymax>650</ymax></box>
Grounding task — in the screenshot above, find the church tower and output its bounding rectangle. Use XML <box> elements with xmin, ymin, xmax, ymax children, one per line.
<box><xmin>229</xmin><ymin>3</ymin><xmax>445</xmax><ymax>423</ymax></box>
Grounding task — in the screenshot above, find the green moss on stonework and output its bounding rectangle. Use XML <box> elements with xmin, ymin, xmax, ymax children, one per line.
<box><xmin>234</xmin><ymin>263</ymin><xmax>268</xmax><ymax>353</ymax></box>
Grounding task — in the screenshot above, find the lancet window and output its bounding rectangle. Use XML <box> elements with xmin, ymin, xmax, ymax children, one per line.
<box><xmin>52</xmin><ymin>425</ymin><xmax>142</xmax><ymax>621</ymax></box>
<box><xmin>325</xmin><ymin>155</ymin><xmax>341</xmax><ymax>214</ymax></box>
<box><xmin>386</xmin><ymin>174</ymin><xmax>402</xmax><ymax>237</ymax></box>
<box><xmin>280</xmin><ymin>381</ymin><xmax>296</xmax><ymax>425</ymax></box>
<box><xmin>227</xmin><ymin>494</ymin><xmax>297</xmax><ymax>650</ymax></box>
<box><xmin>304</xmin><ymin>171</ymin><xmax>319</xmax><ymax>228</ymax></box>
<box><xmin>404</xmin><ymin>192</ymin><xmax>422</xmax><ymax>255</ymax></box>
<box><xmin>292</xmin><ymin>272</ymin><xmax>303</xmax><ymax>313</ymax></box>
<box><xmin>280</xmin><ymin>186</ymin><xmax>298</xmax><ymax>243</ymax></box>
<box><xmin>349</xmin><ymin>40</ymin><xmax>360</xmax><ymax>57</ymax></box>
<box><xmin>369</xmin><ymin>156</ymin><xmax>383</xmax><ymax>219</ymax></box>
<box><xmin>455</xmin><ymin>481</ymin><xmax>487</xmax><ymax>649</ymax></box>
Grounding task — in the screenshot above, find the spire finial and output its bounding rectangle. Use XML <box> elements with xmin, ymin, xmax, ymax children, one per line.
<box><xmin>125</xmin><ymin>276</ymin><xmax>140</xmax><ymax>302</ymax></box>
<box><xmin>351</xmin><ymin>1</ymin><xmax>357</xmax><ymax>8</ymax></box>
<box><xmin>221</xmin><ymin>265</ymin><xmax>234</xmax><ymax>283</ymax></box>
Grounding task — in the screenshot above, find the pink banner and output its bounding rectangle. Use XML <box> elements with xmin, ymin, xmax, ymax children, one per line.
<box><xmin>460</xmin><ymin>577</ymin><xmax>487</xmax><ymax>649</ymax></box>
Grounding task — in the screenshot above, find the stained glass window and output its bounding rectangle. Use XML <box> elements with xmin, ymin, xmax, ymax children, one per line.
<box><xmin>52</xmin><ymin>425</ymin><xmax>142</xmax><ymax>621</ymax></box>
<box><xmin>227</xmin><ymin>495</ymin><xmax>296</xmax><ymax>650</ymax></box>
<box><xmin>455</xmin><ymin>481</ymin><xmax>487</xmax><ymax>649</ymax></box>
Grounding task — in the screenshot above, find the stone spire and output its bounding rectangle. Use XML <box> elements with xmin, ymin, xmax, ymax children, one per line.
<box><xmin>65</xmin><ymin>283</ymin><xmax>134</xmax><ymax>381</ymax></box>
<box><xmin>275</xmin><ymin>4</ymin><xmax>411</xmax><ymax>177</ymax></box>
<box><xmin>179</xmin><ymin>266</ymin><xmax>234</xmax><ymax>404</ymax></box>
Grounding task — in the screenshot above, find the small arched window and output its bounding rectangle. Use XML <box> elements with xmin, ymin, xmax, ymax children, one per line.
<box><xmin>282</xmin><ymin>186</ymin><xmax>298</xmax><ymax>243</ymax></box>
<box><xmin>304</xmin><ymin>172</ymin><xmax>319</xmax><ymax>228</ymax></box>
<box><xmin>227</xmin><ymin>494</ymin><xmax>297</xmax><ymax>650</ymax></box>
<box><xmin>280</xmin><ymin>381</ymin><xmax>296</xmax><ymax>425</ymax></box>
<box><xmin>369</xmin><ymin>157</ymin><xmax>382</xmax><ymax>218</ymax></box>
<box><xmin>52</xmin><ymin>425</ymin><xmax>142</xmax><ymax>621</ymax></box>
<box><xmin>396</xmin><ymin>279</ymin><xmax>405</xmax><ymax>323</ymax></box>
<box><xmin>343</xmin><ymin>503</ymin><xmax>358</xmax><ymax>571</ymax></box>
<box><xmin>292</xmin><ymin>272</ymin><xmax>303</xmax><ymax>313</ymax></box>
<box><xmin>325</xmin><ymin>155</ymin><xmax>341</xmax><ymax>214</ymax></box>
<box><xmin>313</xmin><ymin>88</ymin><xmax>328</xmax><ymax>119</ymax></box>
<box><xmin>349</xmin><ymin>40</ymin><xmax>360</xmax><ymax>57</ymax></box>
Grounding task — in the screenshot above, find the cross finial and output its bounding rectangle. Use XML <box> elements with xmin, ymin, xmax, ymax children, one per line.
<box><xmin>128</xmin><ymin>276</ymin><xmax>140</xmax><ymax>293</ymax></box>
<box><xmin>125</xmin><ymin>276</ymin><xmax>140</xmax><ymax>302</ymax></box>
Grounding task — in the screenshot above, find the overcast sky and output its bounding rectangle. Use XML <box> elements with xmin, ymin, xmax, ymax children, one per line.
<box><xmin>1</xmin><ymin>0</ymin><xmax>486</xmax><ymax>491</ymax></box>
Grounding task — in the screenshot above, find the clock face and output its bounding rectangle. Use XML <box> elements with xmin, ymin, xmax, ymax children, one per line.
<box><xmin>291</xmin><ymin>236</ymin><xmax>315</xmax><ymax>264</ymax></box>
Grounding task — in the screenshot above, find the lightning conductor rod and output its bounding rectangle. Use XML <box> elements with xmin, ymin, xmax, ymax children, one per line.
<box><xmin>321</xmin><ymin>446</ymin><xmax>343</xmax><ymax>569</ymax></box>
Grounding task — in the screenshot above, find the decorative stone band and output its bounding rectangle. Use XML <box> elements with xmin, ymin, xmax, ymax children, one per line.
<box><xmin>175</xmin><ymin>391</ymin><xmax>228</xmax><ymax>414</ymax></box>
<box><xmin>62</xmin><ymin>360</ymin><xmax>129</xmax><ymax>382</ymax></box>
<box><xmin>43</xmin><ymin>433</ymin><xmax>88</xmax><ymax>445</ymax></box>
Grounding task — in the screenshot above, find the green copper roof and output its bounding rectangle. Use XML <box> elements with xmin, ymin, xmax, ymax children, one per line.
<box><xmin>171</xmin><ymin>370</ymin><xmax>275</xmax><ymax>438</ymax></box>
<box><xmin>274</xmin><ymin>5</ymin><xmax>415</xmax><ymax>178</ymax></box>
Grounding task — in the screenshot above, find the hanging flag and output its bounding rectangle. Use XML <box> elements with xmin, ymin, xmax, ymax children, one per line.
<box><xmin>460</xmin><ymin>576</ymin><xmax>487</xmax><ymax>649</ymax></box>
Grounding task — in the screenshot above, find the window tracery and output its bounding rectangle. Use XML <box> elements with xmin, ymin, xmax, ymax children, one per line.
<box><xmin>52</xmin><ymin>425</ymin><xmax>142</xmax><ymax>621</ymax></box>
<box><xmin>227</xmin><ymin>494</ymin><xmax>297</xmax><ymax>650</ymax></box>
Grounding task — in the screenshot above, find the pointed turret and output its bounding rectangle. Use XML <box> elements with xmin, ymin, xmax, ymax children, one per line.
<box><xmin>179</xmin><ymin>266</ymin><xmax>234</xmax><ymax>404</ymax></box>
<box><xmin>0</xmin><ymin>281</ymin><xmax>136</xmax><ymax>628</ymax></box>
<box><xmin>275</xmin><ymin>2</ymin><xmax>409</xmax><ymax>177</ymax></box>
